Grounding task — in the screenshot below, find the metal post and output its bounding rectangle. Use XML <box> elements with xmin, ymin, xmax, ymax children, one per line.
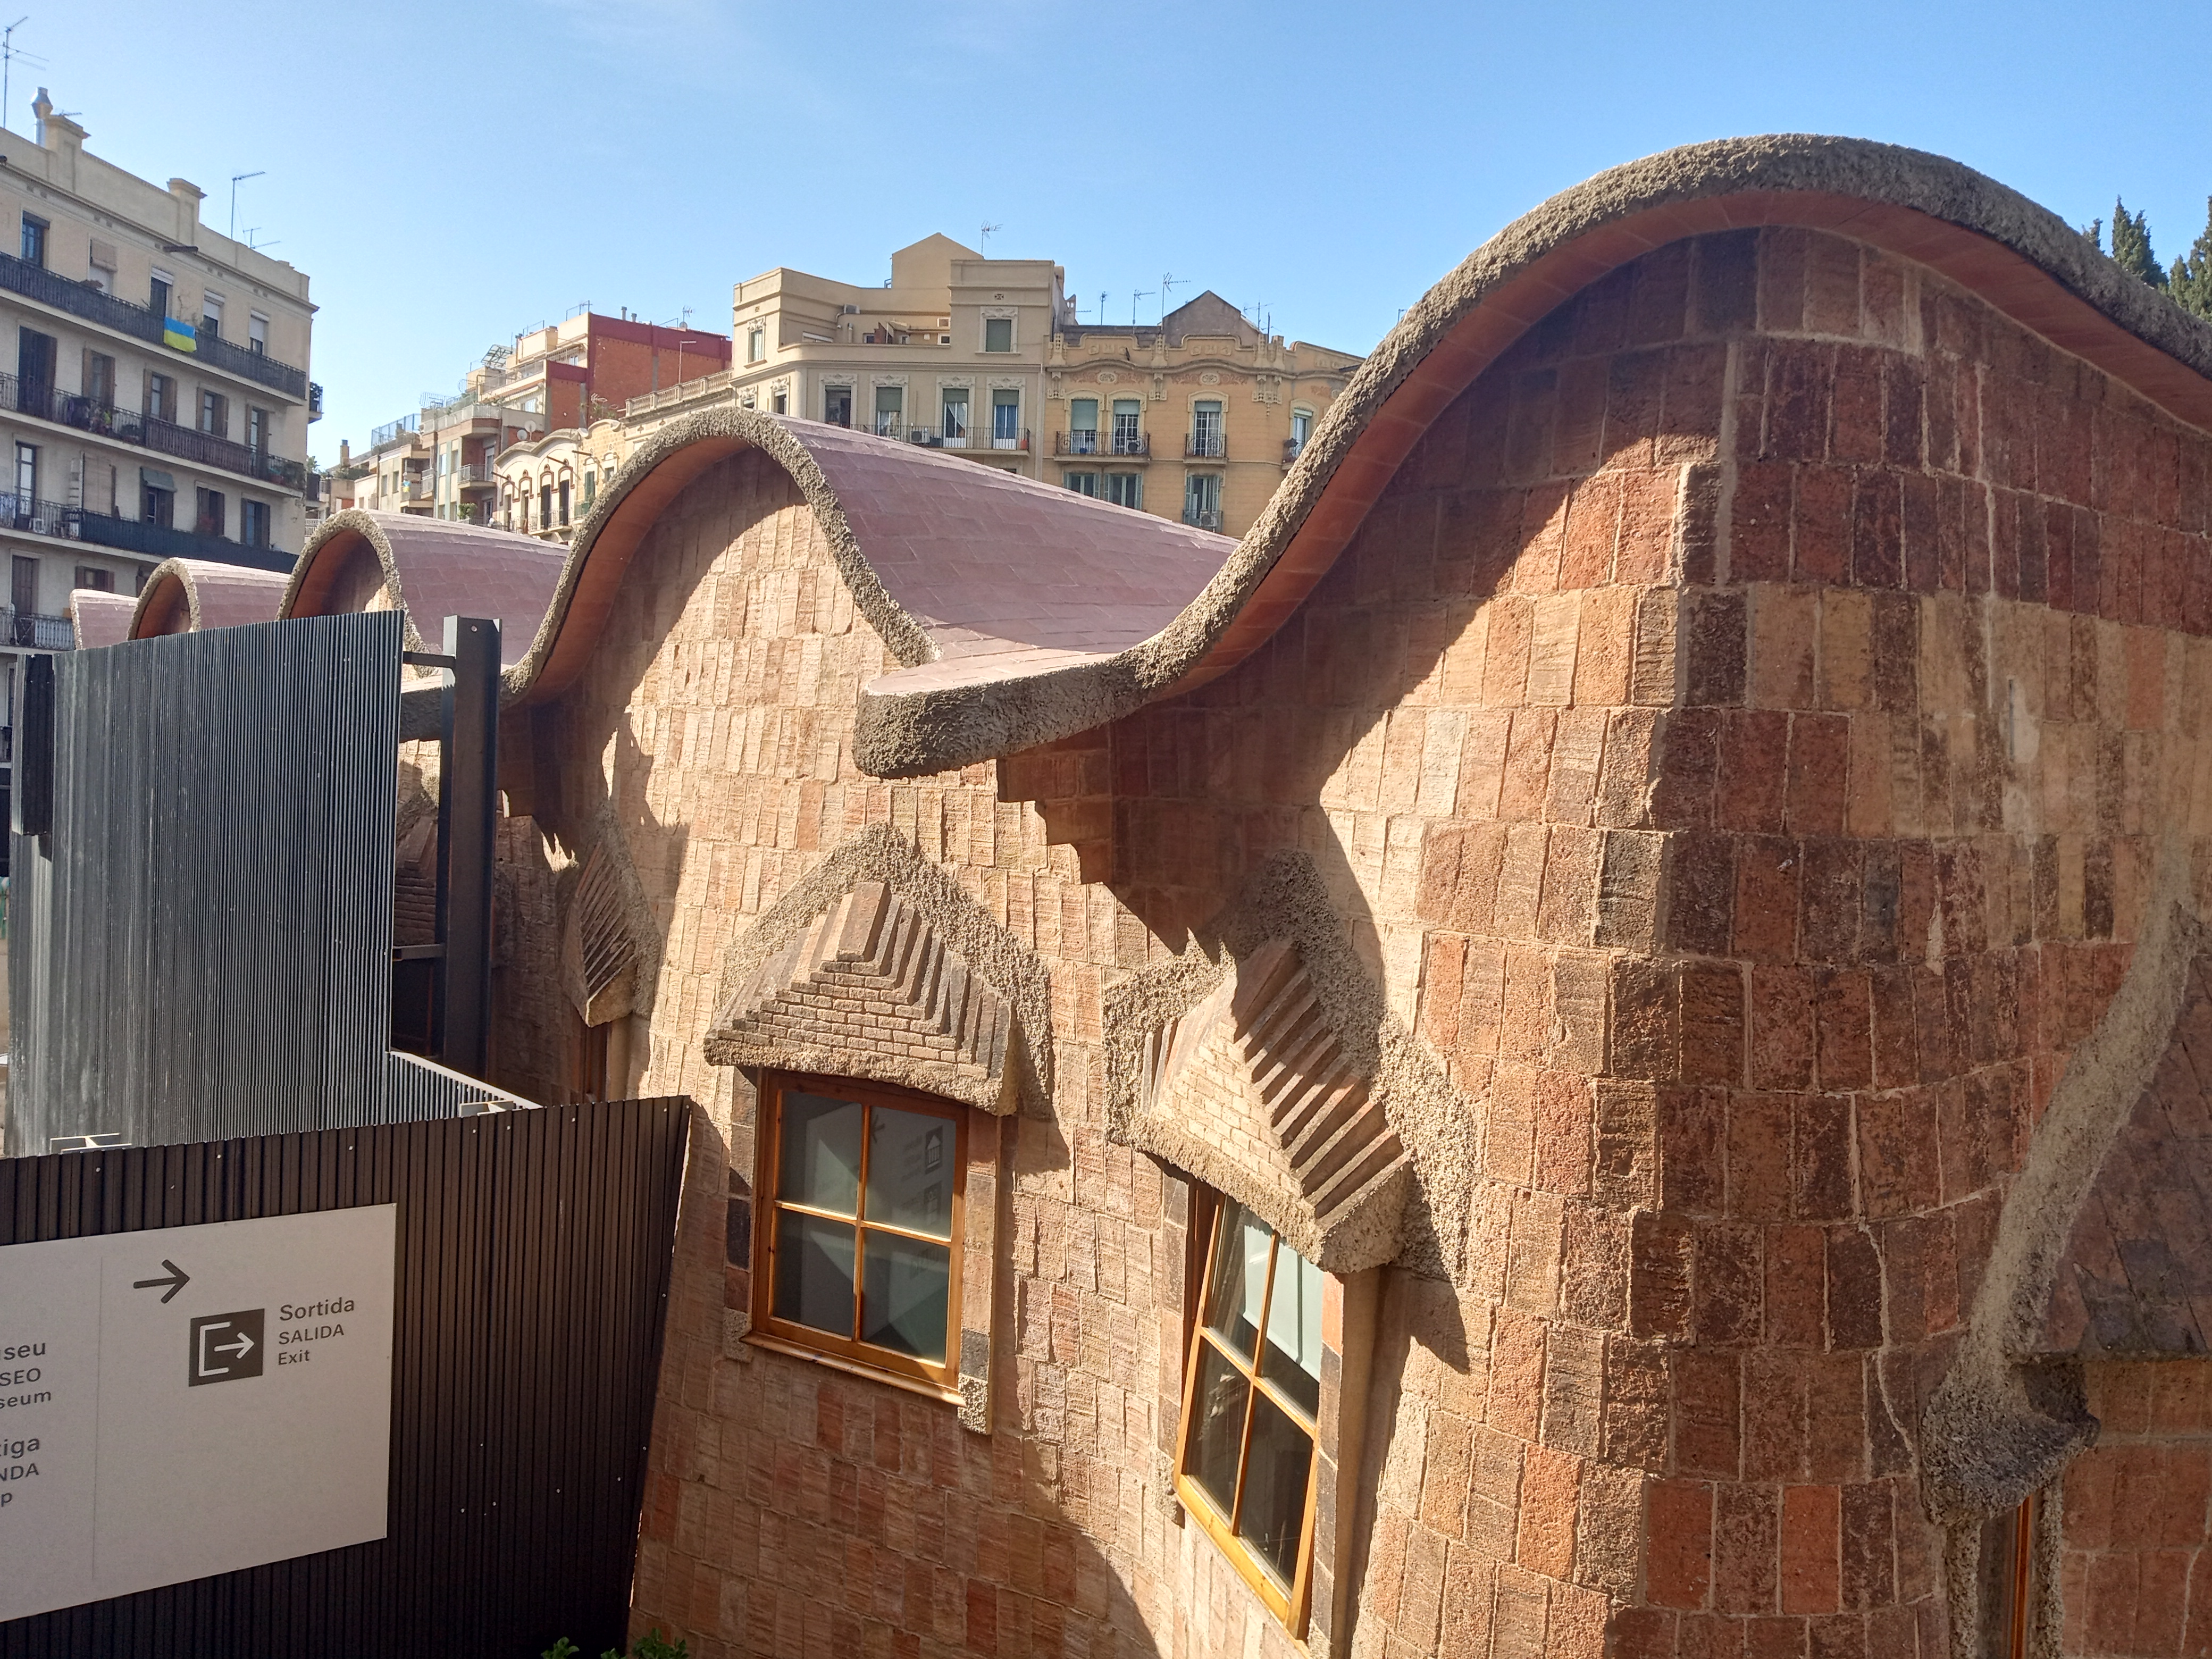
<box><xmin>433</xmin><ymin>616</ymin><xmax>498</xmax><ymax>1078</ymax></box>
<box><xmin>14</xmin><ymin>650</ymin><xmax>52</xmax><ymax>837</ymax></box>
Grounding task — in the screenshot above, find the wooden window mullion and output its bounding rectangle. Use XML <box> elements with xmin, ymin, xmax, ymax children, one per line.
<box><xmin>1227</xmin><ymin>1233</ymin><xmax>1280</xmax><ymax>1533</ymax></box>
<box><xmin>850</xmin><ymin>1098</ymin><xmax>874</xmax><ymax>1344</ymax></box>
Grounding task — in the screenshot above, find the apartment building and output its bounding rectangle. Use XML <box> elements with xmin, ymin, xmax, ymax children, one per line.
<box><xmin>338</xmin><ymin>311</ymin><xmax>727</xmax><ymax>531</ymax></box>
<box><xmin>1049</xmin><ymin>290</ymin><xmax>1359</xmax><ymax>534</ymax></box>
<box><xmin>725</xmin><ymin>234</ymin><xmax>1359</xmax><ymax>535</ymax></box>
<box><xmin>0</xmin><ymin>88</ymin><xmax>317</xmax><ymax>844</ymax></box>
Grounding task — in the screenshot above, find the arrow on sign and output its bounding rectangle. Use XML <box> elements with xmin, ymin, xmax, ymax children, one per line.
<box><xmin>132</xmin><ymin>1260</ymin><xmax>191</xmax><ymax>1303</ymax></box>
<box><xmin>211</xmin><ymin>1329</ymin><xmax>254</xmax><ymax>1360</ymax></box>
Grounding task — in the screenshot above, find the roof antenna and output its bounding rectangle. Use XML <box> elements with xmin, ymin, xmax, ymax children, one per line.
<box><xmin>1130</xmin><ymin>290</ymin><xmax>1151</xmax><ymax>325</ymax></box>
<box><xmin>1159</xmin><ymin>273</ymin><xmax>1184</xmax><ymax>324</ymax></box>
<box><xmin>980</xmin><ymin>222</ymin><xmax>1002</xmax><ymax>252</ymax></box>
<box><xmin>228</xmin><ymin>170</ymin><xmax>264</xmax><ymax>244</ymax></box>
<box><xmin>4</xmin><ymin>22</ymin><xmax>41</xmax><ymax>138</ymax></box>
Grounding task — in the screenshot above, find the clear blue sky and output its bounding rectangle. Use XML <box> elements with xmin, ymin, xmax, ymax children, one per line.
<box><xmin>27</xmin><ymin>0</ymin><xmax>2212</xmax><ymax>463</ymax></box>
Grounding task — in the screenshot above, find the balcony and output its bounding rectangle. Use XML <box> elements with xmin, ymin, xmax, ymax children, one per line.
<box><xmin>1186</xmin><ymin>432</ymin><xmax>1227</xmax><ymax>459</ymax></box>
<box><xmin>370</xmin><ymin>413</ymin><xmax>420</xmax><ymax>448</ymax></box>
<box><xmin>1183</xmin><ymin>507</ymin><xmax>1224</xmax><ymax>531</ymax></box>
<box><xmin>3</xmin><ymin>372</ymin><xmax>309</xmax><ymax>491</ymax></box>
<box><xmin>0</xmin><ymin>492</ymin><xmax>83</xmax><ymax>540</ymax></box>
<box><xmin>2</xmin><ymin>607</ymin><xmax>72</xmax><ymax>650</ymax></box>
<box><xmin>74</xmin><ymin>508</ymin><xmax>291</xmax><ymax>572</ymax></box>
<box><xmin>457</xmin><ymin>463</ymin><xmax>497</xmax><ymax>487</ymax></box>
<box><xmin>988</xmin><ymin>429</ymin><xmax>1031</xmax><ymax>453</ymax></box>
<box><xmin>1283</xmin><ymin>438</ymin><xmax>1306</xmax><ymax>465</ymax></box>
<box><xmin>0</xmin><ymin>252</ymin><xmax>309</xmax><ymax>399</ymax></box>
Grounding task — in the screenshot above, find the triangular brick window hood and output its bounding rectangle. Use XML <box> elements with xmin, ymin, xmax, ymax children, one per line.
<box><xmin>1131</xmin><ymin>939</ymin><xmax>1408</xmax><ymax>1273</ymax></box>
<box><xmin>706</xmin><ymin>879</ymin><xmax>1017</xmax><ymax>1115</ymax></box>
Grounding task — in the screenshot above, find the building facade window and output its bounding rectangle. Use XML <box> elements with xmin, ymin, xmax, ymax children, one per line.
<box><xmin>19</xmin><ymin>213</ymin><xmax>46</xmax><ymax>269</ymax></box>
<box><xmin>147</xmin><ymin>372</ymin><xmax>176</xmax><ymax>424</ymax></box>
<box><xmin>1063</xmin><ymin>471</ymin><xmax>1099</xmax><ymax>496</ymax></box>
<box><xmin>1112</xmin><ymin>398</ymin><xmax>1144</xmax><ymax>456</ymax></box>
<box><xmin>148</xmin><ymin>270</ymin><xmax>172</xmax><ymax>322</ymax></box>
<box><xmin>983</xmin><ymin>317</ymin><xmax>1013</xmax><ymax>353</ymax></box>
<box><xmin>1192</xmin><ymin>399</ymin><xmax>1225</xmax><ymax>458</ymax></box>
<box><xmin>582</xmin><ymin>468</ymin><xmax>597</xmax><ymax>508</ymax></box>
<box><xmin>824</xmin><ymin>385</ymin><xmax>852</xmax><ymax>428</ymax></box>
<box><xmin>74</xmin><ymin>565</ymin><xmax>113</xmax><ymax>592</ymax></box>
<box><xmin>240</xmin><ymin>499</ymin><xmax>270</xmax><ymax>548</ymax></box>
<box><xmin>991</xmin><ymin>389</ymin><xmax>1021</xmax><ymax>448</ymax></box>
<box><xmin>14</xmin><ymin>440</ymin><xmax>35</xmax><ymax>504</ymax></box>
<box><xmin>874</xmin><ymin>384</ymin><xmax>903</xmax><ymax>438</ymax></box>
<box><xmin>195</xmin><ymin>488</ymin><xmax>225</xmax><ymax>539</ymax></box>
<box><xmin>772</xmin><ymin>390</ymin><xmax>789</xmax><ymax>415</ymax></box>
<box><xmin>558</xmin><ymin>477</ymin><xmax>572</xmax><ymax>525</ymax></box>
<box><xmin>1068</xmin><ymin>397</ymin><xmax>1099</xmax><ymax>454</ymax></box>
<box><xmin>1289</xmin><ymin>408</ymin><xmax>1313</xmax><ymax>461</ymax></box>
<box><xmin>198</xmin><ymin>390</ymin><xmax>228</xmax><ymax>438</ymax></box>
<box><xmin>248</xmin><ymin>313</ymin><xmax>268</xmax><ymax>355</ymax></box>
<box><xmin>85</xmin><ymin>350</ymin><xmax>115</xmax><ymax>408</ymax></box>
<box><xmin>1176</xmin><ymin>1198</ymin><xmax>1324</xmax><ymax>1630</ymax></box>
<box><xmin>752</xmin><ymin>1073</ymin><xmax>965</xmax><ymax>1390</ymax></box>
<box><xmin>747</xmin><ymin>325</ymin><xmax>766</xmax><ymax>363</ymax></box>
<box><xmin>201</xmin><ymin>295</ymin><xmax>223</xmax><ymax>341</ymax></box>
<box><xmin>1104</xmin><ymin>472</ymin><xmax>1142</xmax><ymax>510</ymax></box>
<box><xmin>247</xmin><ymin>407</ymin><xmax>269</xmax><ymax>454</ymax></box>
<box><xmin>143</xmin><ymin>480</ymin><xmax>174</xmax><ymax>528</ymax></box>
<box><xmin>941</xmin><ymin>387</ymin><xmax>968</xmax><ymax>444</ymax></box>
<box><xmin>1185</xmin><ymin>472</ymin><xmax>1222</xmax><ymax>529</ymax></box>
<box><xmin>539</xmin><ymin>483</ymin><xmax>554</xmax><ymax>529</ymax></box>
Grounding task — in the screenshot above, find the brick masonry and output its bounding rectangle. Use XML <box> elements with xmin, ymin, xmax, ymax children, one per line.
<box><xmin>485</xmin><ymin>222</ymin><xmax>2212</xmax><ymax>1658</ymax></box>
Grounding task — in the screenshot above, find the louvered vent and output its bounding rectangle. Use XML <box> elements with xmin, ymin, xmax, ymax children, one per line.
<box><xmin>562</xmin><ymin>843</ymin><xmax>638</xmax><ymax>1026</ymax></box>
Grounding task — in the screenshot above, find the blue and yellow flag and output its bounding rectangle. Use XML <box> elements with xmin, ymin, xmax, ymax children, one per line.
<box><xmin>163</xmin><ymin>317</ymin><xmax>196</xmax><ymax>352</ymax></box>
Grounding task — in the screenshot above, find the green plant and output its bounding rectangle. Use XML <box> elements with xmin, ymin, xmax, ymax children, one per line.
<box><xmin>541</xmin><ymin>1630</ymin><xmax>688</xmax><ymax>1659</ymax></box>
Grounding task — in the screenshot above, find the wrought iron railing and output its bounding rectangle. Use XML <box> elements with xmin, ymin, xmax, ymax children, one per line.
<box><xmin>1110</xmin><ymin>431</ymin><xmax>1150</xmax><ymax>457</ymax></box>
<box><xmin>2</xmin><ymin>607</ymin><xmax>74</xmax><ymax>650</ymax></box>
<box><xmin>0</xmin><ymin>492</ymin><xmax>82</xmax><ymax>539</ymax></box>
<box><xmin>1182</xmin><ymin>506</ymin><xmax>1224</xmax><ymax>531</ymax></box>
<box><xmin>0</xmin><ymin>251</ymin><xmax>308</xmax><ymax>398</ymax></box>
<box><xmin>3</xmin><ymin>371</ymin><xmax>308</xmax><ymax>490</ymax></box>
<box><xmin>73</xmin><ymin>509</ymin><xmax>291</xmax><ymax>572</ymax></box>
<box><xmin>1057</xmin><ymin>430</ymin><xmax>1102</xmax><ymax>456</ymax></box>
<box><xmin>1283</xmin><ymin>437</ymin><xmax>1306</xmax><ymax>464</ymax></box>
<box><xmin>1187</xmin><ymin>432</ymin><xmax>1227</xmax><ymax>459</ymax></box>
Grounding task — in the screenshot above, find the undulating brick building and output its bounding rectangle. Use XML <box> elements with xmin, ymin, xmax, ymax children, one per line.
<box><xmin>258</xmin><ymin>135</ymin><xmax>2212</xmax><ymax>1659</ymax></box>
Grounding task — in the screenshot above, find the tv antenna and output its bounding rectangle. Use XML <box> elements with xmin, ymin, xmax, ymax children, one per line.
<box><xmin>244</xmin><ymin>228</ymin><xmax>278</xmax><ymax>251</ymax></box>
<box><xmin>4</xmin><ymin>23</ymin><xmax>45</xmax><ymax>136</ymax></box>
<box><xmin>980</xmin><ymin>222</ymin><xmax>1002</xmax><ymax>251</ymax></box>
<box><xmin>1129</xmin><ymin>290</ymin><xmax>1152</xmax><ymax>325</ymax></box>
<box><xmin>229</xmin><ymin>170</ymin><xmax>264</xmax><ymax>244</ymax></box>
<box><xmin>1097</xmin><ymin>292</ymin><xmax>1107</xmax><ymax>327</ymax></box>
<box><xmin>1159</xmin><ymin>273</ymin><xmax>1182</xmax><ymax>321</ymax></box>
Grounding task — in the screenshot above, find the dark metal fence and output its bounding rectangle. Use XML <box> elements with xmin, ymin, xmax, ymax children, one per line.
<box><xmin>0</xmin><ymin>1096</ymin><xmax>691</xmax><ymax>1658</ymax></box>
<box><xmin>7</xmin><ymin>613</ymin><xmax>403</xmax><ymax>1154</ymax></box>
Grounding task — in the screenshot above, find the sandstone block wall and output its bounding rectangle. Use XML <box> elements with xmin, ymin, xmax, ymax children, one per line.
<box><xmin>493</xmin><ymin>221</ymin><xmax>2212</xmax><ymax>1659</ymax></box>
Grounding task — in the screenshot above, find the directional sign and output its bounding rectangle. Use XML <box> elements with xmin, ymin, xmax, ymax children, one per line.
<box><xmin>0</xmin><ymin>1206</ymin><xmax>396</xmax><ymax>1622</ymax></box>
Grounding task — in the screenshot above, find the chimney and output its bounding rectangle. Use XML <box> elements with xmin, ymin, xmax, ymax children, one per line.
<box><xmin>167</xmin><ymin>178</ymin><xmax>204</xmax><ymax>248</ymax></box>
<box><xmin>339</xmin><ymin>439</ymin><xmax>351</xmax><ymax>468</ymax></box>
<box><xmin>31</xmin><ymin>89</ymin><xmax>86</xmax><ymax>186</ymax></box>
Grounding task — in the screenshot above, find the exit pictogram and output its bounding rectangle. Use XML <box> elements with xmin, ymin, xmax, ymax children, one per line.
<box><xmin>188</xmin><ymin>1311</ymin><xmax>264</xmax><ymax>1386</ymax></box>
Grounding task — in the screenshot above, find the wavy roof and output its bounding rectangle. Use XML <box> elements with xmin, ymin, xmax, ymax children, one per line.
<box><xmin>70</xmin><ymin>589</ymin><xmax>137</xmax><ymax>649</ymax></box>
<box><xmin>283</xmin><ymin>510</ymin><xmax>566</xmax><ymax>667</ymax></box>
<box><xmin>128</xmin><ymin>559</ymin><xmax>291</xmax><ymax>639</ymax></box>
<box><xmin>275</xmin><ymin>137</ymin><xmax>2212</xmax><ymax>777</ymax></box>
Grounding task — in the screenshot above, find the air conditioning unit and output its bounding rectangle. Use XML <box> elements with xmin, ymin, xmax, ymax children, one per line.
<box><xmin>842</xmin><ymin>305</ymin><xmax>861</xmax><ymax>315</ymax></box>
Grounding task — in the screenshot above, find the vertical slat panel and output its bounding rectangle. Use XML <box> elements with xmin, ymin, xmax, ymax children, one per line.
<box><xmin>0</xmin><ymin>1098</ymin><xmax>690</xmax><ymax>1658</ymax></box>
<box><xmin>4</xmin><ymin>612</ymin><xmax>403</xmax><ymax>1155</ymax></box>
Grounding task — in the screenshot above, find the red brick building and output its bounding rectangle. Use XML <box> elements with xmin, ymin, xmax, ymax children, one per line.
<box><xmin>273</xmin><ymin>137</ymin><xmax>2212</xmax><ymax>1658</ymax></box>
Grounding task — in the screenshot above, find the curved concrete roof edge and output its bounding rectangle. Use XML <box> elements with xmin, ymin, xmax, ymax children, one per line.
<box><xmin>507</xmin><ymin>409</ymin><xmax>941</xmax><ymax>706</ymax></box>
<box><xmin>70</xmin><ymin>588</ymin><xmax>138</xmax><ymax>650</ymax></box>
<box><xmin>283</xmin><ymin>510</ymin><xmax>429</xmax><ymax>654</ymax></box>
<box><xmin>847</xmin><ymin>133</ymin><xmax>2212</xmax><ymax>778</ymax></box>
<box><xmin>126</xmin><ymin>556</ymin><xmax>291</xmax><ymax>639</ymax></box>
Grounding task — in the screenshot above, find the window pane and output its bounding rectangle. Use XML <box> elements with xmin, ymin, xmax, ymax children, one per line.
<box><xmin>866</xmin><ymin>1105</ymin><xmax>955</xmax><ymax>1238</ymax></box>
<box><xmin>984</xmin><ymin>318</ymin><xmax>1012</xmax><ymax>352</ymax></box>
<box><xmin>779</xmin><ymin>1091</ymin><xmax>864</xmax><ymax>1215</ymax></box>
<box><xmin>1204</xmin><ymin>1203</ymin><xmax>1272</xmax><ymax>1362</ymax></box>
<box><xmin>1070</xmin><ymin>398</ymin><xmax>1097</xmax><ymax>429</ymax></box>
<box><xmin>1239</xmin><ymin>1388</ymin><xmax>1315</xmax><ymax>1589</ymax></box>
<box><xmin>1182</xmin><ymin>1338</ymin><xmax>1250</xmax><ymax>1521</ymax></box>
<box><xmin>773</xmin><ymin>1211</ymin><xmax>856</xmax><ymax>1337</ymax></box>
<box><xmin>1261</xmin><ymin>1247</ymin><xmax>1324</xmax><ymax>1420</ymax></box>
<box><xmin>859</xmin><ymin>1231</ymin><xmax>951</xmax><ymax>1362</ymax></box>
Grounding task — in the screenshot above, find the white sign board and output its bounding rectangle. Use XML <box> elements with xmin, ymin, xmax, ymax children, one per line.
<box><xmin>0</xmin><ymin>1205</ymin><xmax>396</xmax><ymax>1622</ymax></box>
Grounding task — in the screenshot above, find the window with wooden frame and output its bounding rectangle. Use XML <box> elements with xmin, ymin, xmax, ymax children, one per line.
<box><xmin>1176</xmin><ymin>1194</ymin><xmax>1326</xmax><ymax>1633</ymax></box>
<box><xmin>1978</xmin><ymin>1489</ymin><xmax>2041</xmax><ymax>1659</ymax></box>
<box><xmin>752</xmin><ymin>1072</ymin><xmax>966</xmax><ymax>1393</ymax></box>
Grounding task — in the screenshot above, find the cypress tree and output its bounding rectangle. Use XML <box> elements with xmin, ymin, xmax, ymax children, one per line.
<box><xmin>2111</xmin><ymin>198</ymin><xmax>2169</xmax><ymax>289</ymax></box>
<box><xmin>2172</xmin><ymin>197</ymin><xmax>2212</xmax><ymax>321</ymax></box>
